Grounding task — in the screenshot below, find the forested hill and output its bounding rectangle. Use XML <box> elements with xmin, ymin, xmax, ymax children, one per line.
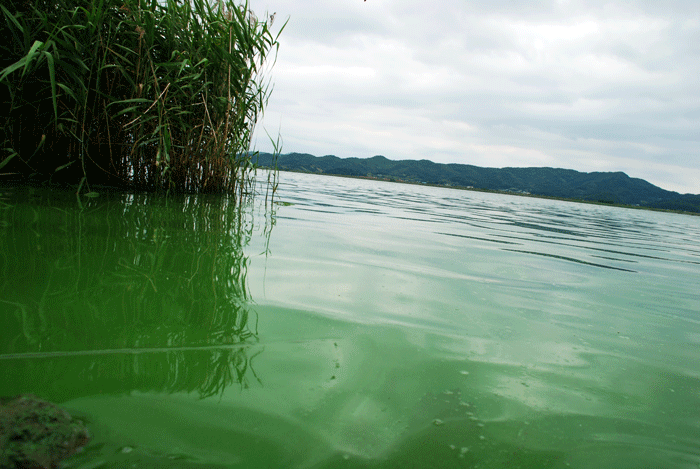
<box><xmin>255</xmin><ymin>152</ymin><xmax>700</xmax><ymax>213</ymax></box>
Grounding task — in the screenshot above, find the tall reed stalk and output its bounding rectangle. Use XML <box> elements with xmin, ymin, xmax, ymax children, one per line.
<box><xmin>0</xmin><ymin>0</ymin><xmax>283</xmax><ymax>194</ymax></box>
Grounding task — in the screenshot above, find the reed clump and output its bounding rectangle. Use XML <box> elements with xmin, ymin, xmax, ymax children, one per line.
<box><xmin>0</xmin><ymin>0</ymin><xmax>283</xmax><ymax>194</ymax></box>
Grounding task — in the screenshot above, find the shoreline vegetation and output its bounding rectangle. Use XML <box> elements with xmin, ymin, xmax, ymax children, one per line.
<box><xmin>1</xmin><ymin>0</ymin><xmax>283</xmax><ymax>195</ymax></box>
<box><xmin>256</xmin><ymin>153</ymin><xmax>700</xmax><ymax>216</ymax></box>
<box><xmin>331</xmin><ymin>172</ymin><xmax>700</xmax><ymax>216</ymax></box>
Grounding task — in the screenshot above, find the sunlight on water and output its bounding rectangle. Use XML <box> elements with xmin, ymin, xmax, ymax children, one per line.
<box><xmin>1</xmin><ymin>173</ymin><xmax>699</xmax><ymax>468</ymax></box>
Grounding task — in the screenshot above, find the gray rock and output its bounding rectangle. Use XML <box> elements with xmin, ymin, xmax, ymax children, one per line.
<box><xmin>0</xmin><ymin>394</ymin><xmax>89</xmax><ymax>469</ymax></box>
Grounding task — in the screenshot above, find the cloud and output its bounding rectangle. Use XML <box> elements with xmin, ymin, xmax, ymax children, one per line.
<box><xmin>250</xmin><ymin>0</ymin><xmax>700</xmax><ymax>194</ymax></box>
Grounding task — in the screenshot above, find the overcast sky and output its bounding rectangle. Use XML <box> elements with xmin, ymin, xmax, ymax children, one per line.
<box><xmin>249</xmin><ymin>0</ymin><xmax>700</xmax><ymax>194</ymax></box>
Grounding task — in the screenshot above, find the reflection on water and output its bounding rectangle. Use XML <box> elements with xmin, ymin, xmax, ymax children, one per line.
<box><xmin>0</xmin><ymin>187</ymin><xmax>261</xmax><ymax>400</ymax></box>
<box><xmin>244</xmin><ymin>173</ymin><xmax>700</xmax><ymax>468</ymax></box>
<box><xmin>2</xmin><ymin>174</ymin><xmax>700</xmax><ymax>468</ymax></box>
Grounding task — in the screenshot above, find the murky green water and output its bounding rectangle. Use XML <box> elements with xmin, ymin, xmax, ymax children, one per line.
<box><xmin>1</xmin><ymin>173</ymin><xmax>699</xmax><ymax>468</ymax></box>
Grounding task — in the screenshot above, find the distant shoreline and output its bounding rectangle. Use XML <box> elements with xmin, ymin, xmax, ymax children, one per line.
<box><xmin>255</xmin><ymin>152</ymin><xmax>699</xmax><ymax>216</ymax></box>
<box><xmin>275</xmin><ymin>169</ymin><xmax>700</xmax><ymax>217</ymax></box>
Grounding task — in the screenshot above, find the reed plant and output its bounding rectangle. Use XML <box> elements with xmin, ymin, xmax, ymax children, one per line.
<box><xmin>1</xmin><ymin>0</ymin><xmax>283</xmax><ymax>194</ymax></box>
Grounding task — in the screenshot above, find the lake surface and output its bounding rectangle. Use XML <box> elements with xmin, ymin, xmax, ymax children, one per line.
<box><xmin>1</xmin><ymin>172</ymin><xmax>699</xmax><ymax>468</ymax></box>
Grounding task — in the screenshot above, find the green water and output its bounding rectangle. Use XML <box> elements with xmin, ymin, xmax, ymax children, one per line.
<box><xmin>1</xmin><ymin>174</ymin><xmax>699</xmax><ymax>468</ymax></box>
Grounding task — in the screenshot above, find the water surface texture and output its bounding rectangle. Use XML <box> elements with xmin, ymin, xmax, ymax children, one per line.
<box><xmin>1</xmin><ymin>173</ymin><xmax>699</xmax><ymax>468</ymax></box>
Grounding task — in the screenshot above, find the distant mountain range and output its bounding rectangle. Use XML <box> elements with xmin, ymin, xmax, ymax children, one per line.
<box><xmin>255</xmin><ymin>152</ymin><xmax>700</xmax><ymax>214</ymax></box>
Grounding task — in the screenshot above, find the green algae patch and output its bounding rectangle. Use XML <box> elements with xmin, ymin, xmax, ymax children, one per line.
<box><xmin>0</xmin><ymin>395</ymin><xmax>89</xmax><ymax>469</ymax></box>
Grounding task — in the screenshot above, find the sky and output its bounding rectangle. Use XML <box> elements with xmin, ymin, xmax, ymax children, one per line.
<box><xmin>249</xmin><ymin>0</ymin><xmax>700</xmax><ymax>194</ymax></box>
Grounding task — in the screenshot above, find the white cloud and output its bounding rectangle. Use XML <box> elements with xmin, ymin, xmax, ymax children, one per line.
<box><xmin>250</xmin><ymin>0</ymin><xmax>700</xmax><ymax>194</ymax></box>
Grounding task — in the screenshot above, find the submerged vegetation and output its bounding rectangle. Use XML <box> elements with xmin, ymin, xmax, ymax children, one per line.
<box><xmin>1</xmin><ymin>0</ymin><xmax>283</xmax><ymax>194</ymax></box>
<box><xmin>0</xmin><ymin>187</ymin><xmax>264</xmax><ymax>399</ymax></box>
